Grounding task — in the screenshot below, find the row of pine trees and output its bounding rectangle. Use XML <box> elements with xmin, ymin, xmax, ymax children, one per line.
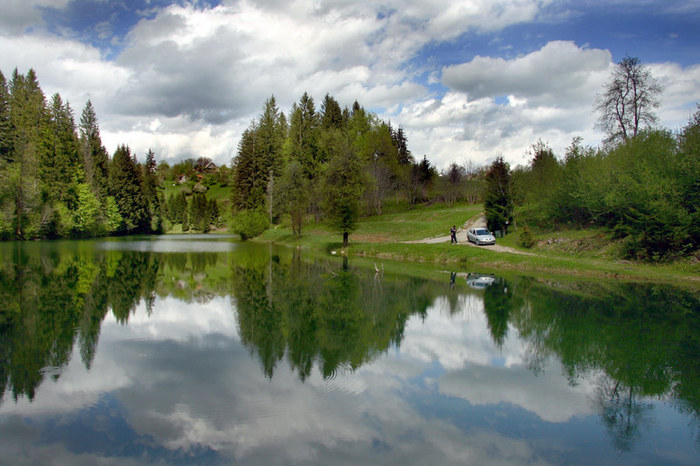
<box><xmin>0</xmin><ymin>68</ymin><xmax>165</xmax><ymax>239</ymax></box>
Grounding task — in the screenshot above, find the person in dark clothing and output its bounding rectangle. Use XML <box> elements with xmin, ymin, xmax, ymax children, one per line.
<box><xmin>450</xmin><ymin>225</ymin><xmax>457</xmax><ymax>244</ymax></box>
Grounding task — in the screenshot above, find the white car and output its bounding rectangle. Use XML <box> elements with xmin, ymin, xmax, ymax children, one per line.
<box><xmin>467</xmin><ymin>228</ymin><xmax>495</xmax><ymax>245</ymax></box>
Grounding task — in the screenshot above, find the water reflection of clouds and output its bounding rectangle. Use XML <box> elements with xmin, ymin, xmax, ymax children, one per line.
<box><xmin>401</xmin><ymin>294</ymin><xmax>524</xmax><ymax>369</ymax></box>
<box><xmin>0</xmin><ymin>291</ymin><xmax>553</xmax><ymax>464</ymax></box>
<box><xmin>98</xmin><ymin>236</ymin><xmax>238</xmax><ymax>253</ymax></box>
<box><xmin>103</xmin><ymin>296</ymin><xmax>239</xmax><ymax>342</ymax></box>
<box><xmin>0</xmin><ymin>289</ymin><xmax>633</xmax><ymax>465</ymax></box>
<box><xmin>395</xmin><ymin>294</ymin><xmax>595</xmax><ymax>422</ymax></box>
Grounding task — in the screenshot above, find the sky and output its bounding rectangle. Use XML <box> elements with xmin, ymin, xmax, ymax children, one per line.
<box><xmin>1</xmin><ymin>0</ymin><xmax>699</xmax><ymax>169</ymax></box>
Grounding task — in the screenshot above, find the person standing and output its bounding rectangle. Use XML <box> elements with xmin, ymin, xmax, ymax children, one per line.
<box><xmin>450</xmin><ymin>225</ymin><xmax>457</xmax><ymax>244</ymax></box>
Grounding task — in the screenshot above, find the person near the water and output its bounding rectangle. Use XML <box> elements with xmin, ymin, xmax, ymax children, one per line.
<box><xmin>450</xmin><ymin>225</ymin><xmax>457</xmax><ymax>244</ymax></box>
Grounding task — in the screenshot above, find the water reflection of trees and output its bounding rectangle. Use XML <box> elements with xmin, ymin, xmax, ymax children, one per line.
<box><xmin>231</xmin><ymin>249</ymin><xmax>435</xmax><ymax>380</ymax></box>
<box><xmin>0</xmin><ymin>243</ymin><xmax>216</xmax><ymax>403</ymax></box>
<box><xmin>1</xmin><ymin>240</ymin><xmax>698</xmax><ymax>455</ymax></box>
<box><xmin>485</xmin><ymin>277</ymin><xmax>700</xmax><ymax>451</ymax></box>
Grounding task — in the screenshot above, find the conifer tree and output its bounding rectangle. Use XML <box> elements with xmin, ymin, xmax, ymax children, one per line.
<box><xmin>143</xmin><ymin>149</ymin><xmax>162</xmax><ymax>232</ymax></box>
<box><xmin>484</xmin><ymin>156</ymin><xmax>513</xmax><ymax>233</ymax></box>
<box><xmin>207</xmin><ymin>198</ymin><xmax>219</xmax><ymax>228</ymax></box>
<box><xmin>7</xmin><ymin>68</ymin><xmax>48</xmax><ymax>238</ymax></box>
<box><xmin>44</xmin><ymin>93</ymin><xmax>80</xmax><ymax>205</ymax></box>
<box><xmin>391</xmin><ymin>126</ymin><xmax>412</xmax><ymax>165</ymax></box>
<box><xmin>182</xmin><ymin>206</ymin><xmax>190</xmax><ymax>232</ymax></box>
<box><xmin>321</xmin><ymin>94</ymin><xmax>343</xmax><ymax>130</ymax></box>
<box><xmin>288</xmin><ymin>92</ymin><xmax>321</xmax><ymax>179</ymax></box>
<box><xmin>0</xmin><ymin>71</ymin><xmax>11</xmax><ymax>162</ymax></box>
<box><xmin>257</xmin><ymin>96</ymin><xmax>286</xmax><ymax>176</ymax></box>
<box><xmin>189</xmin><ymin>192</ymin><xmax>209</xmax><ymax>232</ymax></box>
<box><xmin>232</xmin><ymin>97</ymin><xmax>287</xmax><ymax>213</ymax></box>
<box><xmin>79</xmin><ymin>100</ymin><xmax>109</xmax><ymax>199</ymax></box>
<box><xmin>232</xmin><ymin>126</ymin><xmax>263</xmax><ymax>210</ymax></box>
<box><xmin>108</xmin><ymin>145</ymin><xmax>150</xmax><ymax>233</ymax></box>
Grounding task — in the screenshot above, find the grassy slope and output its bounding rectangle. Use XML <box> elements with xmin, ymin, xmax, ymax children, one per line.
<box><xmin>163</xmin><ymin>180</ymin><xmax>232</xmax><ymax>233</ymax></box>
<box><xmin>256</xmin><ymin>202</ymin><xmax>699</xmax><ymax>287</ymax></box>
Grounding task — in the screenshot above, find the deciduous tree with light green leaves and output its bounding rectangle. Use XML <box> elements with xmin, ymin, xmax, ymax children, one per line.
<box><xmin>275</xmin><ymin>160</ymin><xmax>309</xmax><ymax>236</ymax></box>
<box><xmin>323</xmin><ymin>140</ymin><xmax>368</xmax><ymax>247</ymax></box>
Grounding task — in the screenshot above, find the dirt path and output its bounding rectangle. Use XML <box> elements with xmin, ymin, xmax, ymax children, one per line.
<box><xmin>404</xmin><ymin>213</ymin><xmax>534</xmax><ymax>255</ymax></box>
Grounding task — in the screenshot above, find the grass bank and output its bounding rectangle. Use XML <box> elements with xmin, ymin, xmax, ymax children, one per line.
<box><xmin>255</xmin><ymin>203</ymin><xmax>699</xmax><ymax>287</ymax></box>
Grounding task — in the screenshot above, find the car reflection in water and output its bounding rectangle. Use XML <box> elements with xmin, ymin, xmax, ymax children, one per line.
<box><xmin>466</xmin><ymin>273</ymin><xmax>496</xmax><ymax>289</ymax></box>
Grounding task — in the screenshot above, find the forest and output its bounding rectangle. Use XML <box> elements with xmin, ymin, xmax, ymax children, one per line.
<box><xmin>0</xmin><ymin>64</ymin><xmax>697</xmax><ymax>261</ymax></box>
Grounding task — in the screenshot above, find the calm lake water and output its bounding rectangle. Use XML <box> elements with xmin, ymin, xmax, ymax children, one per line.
<box><xmin>0</xmin><ymin>236</ymin><xmax>698</xmax><ymax>465</ymax></box>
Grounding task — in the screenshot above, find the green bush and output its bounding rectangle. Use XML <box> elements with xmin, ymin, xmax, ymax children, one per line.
<box><xmin>517</xmin><ymin>226</ymin><xmax>536</xmax><ymax>248</ymax></box>
<box><xmin>231</xmin><ymin>208</ymin><xmax>269</xmax><ymax>240</ymax></box>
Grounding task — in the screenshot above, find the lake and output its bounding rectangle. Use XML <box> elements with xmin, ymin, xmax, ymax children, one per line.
<box><xmin>0</xmin><ymin>236</ymin><xmax>698</xmax><ymax>465</ymax></box>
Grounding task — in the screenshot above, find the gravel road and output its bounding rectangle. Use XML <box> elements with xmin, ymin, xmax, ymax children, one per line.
<box><xmin>404</xmin><ymin>214</ymin><xmax>534</xmax><ymax>255</ymax></box>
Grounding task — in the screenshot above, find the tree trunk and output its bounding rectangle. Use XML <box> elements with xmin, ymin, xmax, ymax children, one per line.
<box><xmin>343</xmin><ymin>231</ymin><xmax>348</xmax><ymax>247</ymax></box>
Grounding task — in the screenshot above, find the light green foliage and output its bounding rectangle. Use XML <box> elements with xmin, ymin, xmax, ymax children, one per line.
<box><xmin>515</xmin><ymin>123</ymin><xmax>699</xmax><ymax>261</ymax></box>
<box><xmin>512</xmin><ymin>140</ymin><xmax>564</xmax><ymax>227</ymax></box>
<box><xmin>275</xmin><ymin>160</ymin><xmax>309</xmax><ymax>236</ymax></box>
<box><xmin>102</xmin><ymin>196</ymin><xmax>122</xmax><ymax>234</ymax></box>
<box><xmin>0</xmin><ymin>68</ymin><xmax>141</xmax><ymax>240</ymax></box>
<box><xmin>75</xmin><ymin>183</ymin><xmax>100</xmax><ymax>234</ymax></box>
<box><xmin>231</xmin><ymin>208</ymin><xmax>269</xmax><ymax>240</ymax></box>
<box><xmin>323</xmin><ymin>141</ymin><xmax>368</xmax><ymax>246</ymax></box>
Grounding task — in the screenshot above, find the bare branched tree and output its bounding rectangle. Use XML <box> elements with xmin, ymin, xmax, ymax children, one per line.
<box><xmin>595</xmin><ymin>56</ymin><xmax>662</xmax><ymax>144</ymax></box>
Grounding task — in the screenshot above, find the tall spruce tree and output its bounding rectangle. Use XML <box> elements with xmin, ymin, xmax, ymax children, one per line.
<box><xmin>189</xmin><ymin>192</ymin><xmax>209</xmax><ymax>232</ymax></box>
<box><xmin>232</xmin><ymin>125</ymin><xmax>264</xmax><ymax>210</ymax></box>
<box><xmin>143</xmin><ymin>149</ymin><xmax>162</xmax><ymax>232</ymax></box>
<box><xmin>0</xmin><ymin>71</ymin><xmax>11</xmax><ymax>162</ymax></box>
<box><xmin>44</xmin><ymin>93</ymin><xmax>80</xmax><ymax>205</ymax></box>
<box><xmin>391</xmin><ymin>126</ymin><xmax>412</xmax><ymax>165</ymax></box>
<box><xmin>321</xmin><ymin>93</ymin><xmax>343</xmax><ymax>130</ymax></box>
<box><xmin>79</xmin><ymin>100</ymin><xmax>109</xmax><ymax>199</ymax></box>
<box><xmin>108</xmin><ymin>145</ymin><xmax>150</xmax><ymax>234</ymax></box>
<box><xmin>7</xmin><ymin>68</ymin><xmax>48</xmax><ymax>238</ymax></box>
<box><xmin>232</xmin><ymin>97</ymin><xmax>287</xmax><ymax>212</ymax></box>
<box><xmin>257</xmin><ymin>96</ymin><xmax>286</xmax><ymax>176</ymax></box>
<box><xmin>288</xmin><ymin>92</ymin><xmax>321</xmax><ymax>179</ymax></box>
<box><xmin>484</xmin><ymin>156</ymin><xmax>513</xmax><ymax>233</ymax></box>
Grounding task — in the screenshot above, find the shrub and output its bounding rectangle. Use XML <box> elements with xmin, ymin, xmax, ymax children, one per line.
<box><xmin>231</xmin><ymin>208</ymin><xmax>269</xmax><ymax>240</ymax></box>
<box><xmin>517</xmin><ymin>226</ymin><xmax>536</xmax><ymax>248</ymax></box>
